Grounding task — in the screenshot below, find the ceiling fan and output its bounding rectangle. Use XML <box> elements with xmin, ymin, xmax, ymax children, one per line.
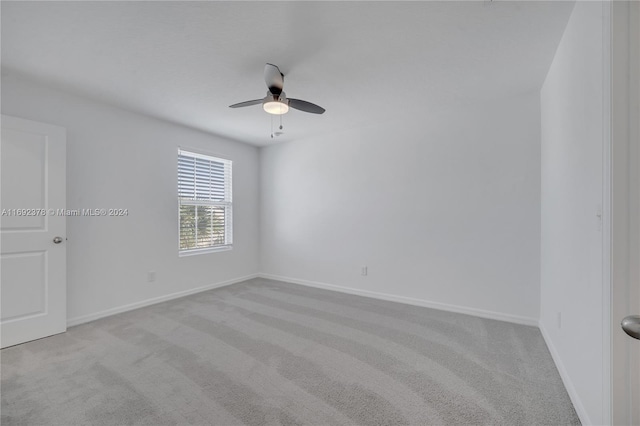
<box><xmin>229</xmin><ymin>63</ymin><xmax>325</xmax><ymax>115</ymax></box>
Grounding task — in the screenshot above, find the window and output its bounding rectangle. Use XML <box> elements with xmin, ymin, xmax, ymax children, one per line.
<box><xmin>178</xmin><ymin>149</ymin><xmax>232</xmax><ymax>255</ymax></box>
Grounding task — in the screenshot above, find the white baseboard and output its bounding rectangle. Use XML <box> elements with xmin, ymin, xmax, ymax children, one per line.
<box><xmin>258</xmin><ymin>273</ymin><xmax>538</xmax><ymax>327</ymax></box>
<box><xmin>539</xmin><ymin>322</ymin><xmax>591</xmax><ymax>425</ymax></box>
<box><xmin>67</xmin><ymin>273</ymin><xmax>259</xmax><ymax>327</ymax></box>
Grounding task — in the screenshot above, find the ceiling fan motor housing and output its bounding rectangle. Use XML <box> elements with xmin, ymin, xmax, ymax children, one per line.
<box><xmin>263</xmin><ymin>91</ymin><xmax>289</xmax><ymax>115</ymax></box>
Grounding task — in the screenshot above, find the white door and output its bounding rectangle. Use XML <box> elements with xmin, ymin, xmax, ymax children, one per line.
<box><xmin>628</xmin><ymin>2</ymin><xmax>640</xmax><ymax>422</ymax></box>
<box><xmin>1</xmin><ymin>115</ymin><xmax>67</xmax><ymax>348</ymax></box>
<box><xmin>611</xmin><ymin>2</ymin><xmax>640</xmax><ymax>424</ymax></box>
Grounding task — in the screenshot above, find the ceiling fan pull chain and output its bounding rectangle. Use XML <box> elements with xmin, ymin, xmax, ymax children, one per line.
<box><xmin>270</xmin><ymin>114</ymin><xmax>274</xmax><ymax>138</ymax></box>
<box><xmin>279</xmin><ymin>114</ymin><xmax>283</xmax><ymax>130</ymax></box>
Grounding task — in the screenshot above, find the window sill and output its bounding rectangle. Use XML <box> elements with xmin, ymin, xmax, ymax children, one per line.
<box><xmin>179</xmin><ymin>245</ymin><xmax>232</xmax><ymax>257</ymax></box>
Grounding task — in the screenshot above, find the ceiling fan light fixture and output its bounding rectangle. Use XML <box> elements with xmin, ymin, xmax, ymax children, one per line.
<box><xmin>263</xmin><ymin>100</ymin><xmax>289</xmax><ymax>115</ymax></box>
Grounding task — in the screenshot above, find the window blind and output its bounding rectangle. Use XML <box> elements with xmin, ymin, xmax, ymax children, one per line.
<box><xmin>178</xmin><ymin>150</ymin><xmax>232</xmax><ymax>203</ymax></box>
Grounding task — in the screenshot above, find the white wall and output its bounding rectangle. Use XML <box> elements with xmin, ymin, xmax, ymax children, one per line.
<box><xmin>260</xmin><ymin>92</ymin><xmax>541</xmax><ymax>323</ymax></box>
<box><xmin>540</xmin><ymin>2</ymin><xmax>605</xmax><ymax>425</ymax></box>
<box><xmin>1</xmin><ymin>72</ymin><xmax>260</xmax><ymax>324</ymax></box>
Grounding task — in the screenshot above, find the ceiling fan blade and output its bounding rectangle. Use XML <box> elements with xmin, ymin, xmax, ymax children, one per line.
<box><xmin>264</xmin><ymin>63</ymin><xmax>284</xmax><ymax>95</ymax></box>
<box><xmin>229</xmin><ymin>99</ymin><xmax>263</xmax><ymax>108</ymax></box>
<box><xmin>288</xmin><ymin>98</ymin><xmax>325</xmax><ymax>114</ymax></box>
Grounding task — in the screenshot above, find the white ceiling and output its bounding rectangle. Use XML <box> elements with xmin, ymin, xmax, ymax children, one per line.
<box><xmin>1</xmin><ymin>1</ymin><xmax>574</xmax><ymax>147</ymax></box>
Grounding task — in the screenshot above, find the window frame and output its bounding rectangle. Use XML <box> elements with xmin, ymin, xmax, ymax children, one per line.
<box><xmin>177</xmin><ymin>148</ymin><xmax>233</xmax><ymax>257</ymax></box>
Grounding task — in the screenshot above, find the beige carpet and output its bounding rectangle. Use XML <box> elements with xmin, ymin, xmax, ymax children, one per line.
<box><xmin>1</xmin><ymin>278</ymin><xmax>579</xmax><ymax>425</ymax></box>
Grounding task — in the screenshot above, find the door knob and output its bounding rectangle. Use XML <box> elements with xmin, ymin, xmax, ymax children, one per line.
<box><xmin>621</xmin><ymin>315</ymin><xmax>640</xmax><ymax>340</ymax></box>
<box><xmin>53</xmin><ymin>236</ymin><xmax>63</xmax><ymax>244</ymax></box>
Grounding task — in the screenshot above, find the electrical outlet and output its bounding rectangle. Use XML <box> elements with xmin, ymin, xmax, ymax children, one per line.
<box><xmin>557</xmin><ymin>312</ymin><xmax>562</xmax><ymax>329</ymax></box>
<box><xmin>147</xmin><ymin>271</ymin><xmax>156</xmax><ymax>283</ymax></box>
<box><xmin>361</xmin><ymin>266</ymin><xmax>368</xmax><ymax>276</ymax></box>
